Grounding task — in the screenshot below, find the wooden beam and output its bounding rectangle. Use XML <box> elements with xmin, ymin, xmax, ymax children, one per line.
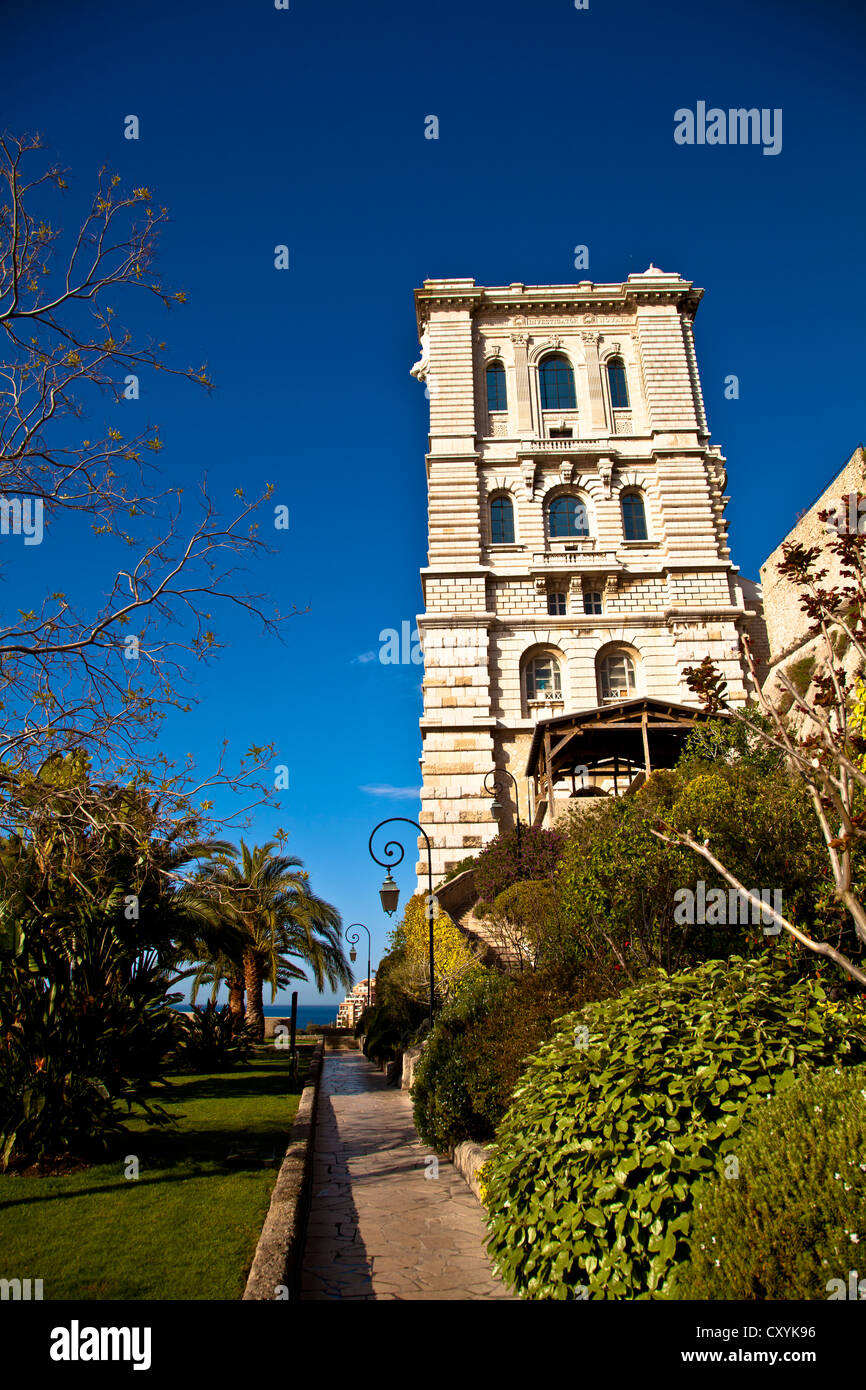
<box><xmin>544</xmin><ymin>727</ymin><xmax>554</xmax><ymax>823</ymax></box>
<box><xmin>641</xmin><ymin>709</ymin><xmax>652</xmax><ymax>774</ymax></box>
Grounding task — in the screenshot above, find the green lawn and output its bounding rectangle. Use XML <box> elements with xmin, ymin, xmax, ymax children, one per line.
<box><xmin>0</xmin><ymin>1043</ymin><xmax>314</xmax><ymax>1300</ymax></box>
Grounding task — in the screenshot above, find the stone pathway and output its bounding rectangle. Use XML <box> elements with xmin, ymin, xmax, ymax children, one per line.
<box><xmin>300</xmin><ymin>1048</ymin><xmax>515</xmax><ymax>1300</ymax></box>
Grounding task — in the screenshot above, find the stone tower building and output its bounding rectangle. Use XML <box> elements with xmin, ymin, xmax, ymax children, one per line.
<box><xmin>411</xmin><ymin>269</ymin><xmax>766</xmax><ymax>884</ymax></box>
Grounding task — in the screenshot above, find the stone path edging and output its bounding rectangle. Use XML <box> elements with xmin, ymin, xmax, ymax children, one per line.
<box><xmin>242</xmin><ymin>1037</ymin><xmax>326</xmax><ymax>1301</ymax></box>
<box><xmin>451</xmin><ymin>1139</ymin><xmax>492</xmax><ymax>1205</ymax></box>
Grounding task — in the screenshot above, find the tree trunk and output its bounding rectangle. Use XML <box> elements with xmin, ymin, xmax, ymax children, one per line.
<box><xmin>244</xmin><ymin>950</ymin><xmax>265</xmax><ymax>1040</ymax></box>
<box><xmin>227</xmin><ymin>973</ymin><xmax>245</xmax><ymax>1030</ymax></box>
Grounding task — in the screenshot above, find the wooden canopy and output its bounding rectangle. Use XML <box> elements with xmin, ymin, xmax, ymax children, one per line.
<box><xmin>526</xmin><ymin>696</ymin><xmax>718</xmax><ymax>822</ymax></box>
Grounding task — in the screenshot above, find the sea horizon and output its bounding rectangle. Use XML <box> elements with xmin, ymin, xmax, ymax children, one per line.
<box><xmin>173</xmin><ymin>1002</ymin><xmax>339</xmax><ymax>1025</ymax></box>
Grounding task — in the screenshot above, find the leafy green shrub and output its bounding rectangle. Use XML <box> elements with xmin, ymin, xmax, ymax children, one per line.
<box><xmin>411</xmin><ymin>972</ymin><xmax>512</xmax><ymax>1151</ymax></box>
<box><xmin>553</xmin><ymin>717</ymin><xmax>854</xmax><ymax>981</ymax></box>
<box><xmin>474</xmin><ymin>826</ymin><xmax>564</xmax><ymax>913</ymax></box>
<box><xmin>483</xmin><ymin>952</ymin><xmax>866</xmax><ymax>1300</ymax></box>
<box><xmin>360</xmin><ymin>944</ymin><xmax>427</xmax><ymax>1066</ymax></box>
<box><xmin>411</xmin><ymin>965</ymin><xmax>618</xmax><ymax>1151</ymax></box>
<box><xmin>486</xmin><ymin>881</ymin><xmax>560</xmax><ymax>970</ymax></box>
<box><xmin>671</xmin><ymin>1063</ymin><xmax>866</xmax><ymax>1300</ymax></box>
<box><xmin>0</xmin><ymin>921</ymin><xmax>176</xmax><ymax>1169</ymax></box>
<box><xmin>460</xmin><ymin>966</ymin><xmax>621</xmax><ymax>1134</ymax></box>
<box><xmin>172</xmin><ymin>1003</ymin><xmax>255</xmax><ymax>1071</ymax></box>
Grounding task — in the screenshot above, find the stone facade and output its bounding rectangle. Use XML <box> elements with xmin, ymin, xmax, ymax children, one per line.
<box><xmin>412</xmin><ymin>269</ymin><xmax>766</xmax><ymax>883</ymax></box>
<box><xmin>761</xmin><ymin>444</ymin><xmax>866</xmax><ymax>706</ymax></box>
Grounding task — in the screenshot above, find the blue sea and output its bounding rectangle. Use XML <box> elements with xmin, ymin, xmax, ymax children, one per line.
<box><xmin>174</xmin><ymin>1002</ymin><xmax>339</xmax><ymax>1029</ymax></box>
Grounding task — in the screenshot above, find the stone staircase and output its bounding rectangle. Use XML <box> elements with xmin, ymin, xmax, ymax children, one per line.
<box><xmin>435</xmin><ymin>867</ymin><xmax>524</xmax><ymax>972</ymax></box>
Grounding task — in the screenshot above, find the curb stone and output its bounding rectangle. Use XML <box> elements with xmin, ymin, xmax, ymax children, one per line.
<box><xmin>242</xmin><ymin>1037</ymin><xmax>326</xmax><ymax>1301</ymax></box>
<box><xmin>452</xmin><ymin>1139</ymin><xmax>493</xmax><ymax>1204</ymax></box>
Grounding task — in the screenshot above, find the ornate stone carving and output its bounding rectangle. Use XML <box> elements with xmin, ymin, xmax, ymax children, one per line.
<box><xmin>409</xmin><ymin>329</ymin><xmax>430</xmax><ymax>382</ymax></box>
<box><xmin>598</xmin><ymin>456</ymin><xmax>614</xmax><ymax>498</ymax></box>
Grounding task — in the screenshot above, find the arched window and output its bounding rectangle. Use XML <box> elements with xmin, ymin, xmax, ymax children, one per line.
<box><xmin>607</xmin><ymin>356</ymin><xmax>630</xmax><ymax>410</ymax></box>
<box><xmin>526</xmin><ymin>654</ymin><xmax>562</xmax><ymax>701</ymax></box>
<box><xmin>548</xmin><ymin>494</ymin><xmax>589</xmax><ymax>539</ymax></box>
<box><xmin>490</xmin><ymin>494</ymin><xmax>515</xmax><ymax>545</ymax></box>
<box><xmin>621</xmin><ymin>491</ymin><xmax>648</xmax><ymax>541</ymax></box>
<box><xmin>539</xmin><ymin>354</ymin><xmax>576</xmax><ymax>410</ymax></box>
<box><xmin>486</xmin><ymin>361</ymin><xmax>507</xmax><ymax>412</ymax></box>
<box><xmin>598</xmin><ymin>651</ymin><xmax>636</xmax><ymax>702</ymax></box>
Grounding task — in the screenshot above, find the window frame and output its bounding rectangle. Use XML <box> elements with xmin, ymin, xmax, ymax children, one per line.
<box><xmin>606</xmin><ymin>356</ymin><xmax>630</xmax><ymax>412</ymax></box>
<box><xmin>489</xmin><ymin>492</ymin><xmax>516</xmax><ymax>546</ymax></box>
<box><xmin>539</xmin><ymin>353</ymin><xmax>577</xmax><ymax>411</ymax></box>
<box><xmin>598</xmin><ymin>651</ymin><xmax>637</xmax><ymax>703</ymax></box>
<box><xmin>621</xmin><ymin>491</ymin><xmax>648</xmax><ymax>542</ymax></box>
<box><xmin>547</xmin><ymin>493</ymin><xmax>590</xmax><ymax>540</ymax></box>
<box><xmin>486</xmin><ymin>360</ymin><xmax>508</xmax><ymax>414</ymax></box>
<box><xmin>525</xmin><ymin>654</ymin><xmax>563</xmax><ymax>702</ymax></box>
<box><xmin>547</xmin><ymin>591</ymin><xmax>567</xmax><ymax>616</ymax></box>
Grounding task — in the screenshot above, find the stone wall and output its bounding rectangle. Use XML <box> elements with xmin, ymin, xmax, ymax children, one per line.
<box><xmin>761</xmin><ymin>446</ymin><xmax>866</xmax><ymax>664</ymax></box>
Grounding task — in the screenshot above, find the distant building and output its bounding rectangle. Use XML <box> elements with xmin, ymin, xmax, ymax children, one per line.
<box><xmin>411</xmin><ymin>270</ymin><xmax>766</xmax><ymax>880</ymax></box>
<box><xmin>761</xmin><ymin>445</ymin><xmax>866</xmax><ymax>710</ymax></box>
<box><xmin>336</xmin><ymin>977</ymin><xmax>377</xmax><ymax>1029</ymax></box>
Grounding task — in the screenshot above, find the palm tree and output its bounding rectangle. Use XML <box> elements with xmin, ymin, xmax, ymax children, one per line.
<box><xmin>195</xmin><ymin>840</ymin><xmax>351</xmax><ymax>1039</ymax></box>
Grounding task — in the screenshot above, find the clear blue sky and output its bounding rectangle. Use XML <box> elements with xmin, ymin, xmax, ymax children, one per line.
<box><xmin>4</xmin><ymin>0</ymin><xmax>864</xmax><ymax>1005</ymax></box>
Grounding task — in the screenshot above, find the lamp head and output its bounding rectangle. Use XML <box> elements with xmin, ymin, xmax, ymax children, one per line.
<box><xmin>379</xmin><ymin>871</ymin><xmax>400</xmax><ymax>917</ymax></box>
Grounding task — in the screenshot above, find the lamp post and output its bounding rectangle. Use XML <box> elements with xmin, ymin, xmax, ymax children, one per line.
<box><xmin>484</xmin><ymin>768</ymin><xmax>523</xmax><ymax>874</ymax></box>
<box><xmin>346</xmin><ymin>923</ymin><xmax>372</xmax><ymax>1012</ymax></box>
<box><xmin>369</xmin><ymin>817</ymin><xmax>436</xmax><ymax>1029</ymax></box>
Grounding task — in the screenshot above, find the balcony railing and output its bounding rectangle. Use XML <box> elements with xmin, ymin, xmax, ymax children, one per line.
<box><xmin>531</xmin><ymin>547</ymin><xmax>619</xmax><ymax>569</ymax></box>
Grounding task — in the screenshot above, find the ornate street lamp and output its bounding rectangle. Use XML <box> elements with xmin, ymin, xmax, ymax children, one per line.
<box><xmin>346</xmin><ymin>923</ymin><xmax>372</xmax><ymax>1011</ymax></box>
<box><xmin>484</xmin><ymin>768</ymin><xmax>523</xmax><ymax>874</ymax></box>
<box><xmin>369</xmin><ymin>817</ymin><xmax>436</xmax><ymax>1028</ymax></box>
